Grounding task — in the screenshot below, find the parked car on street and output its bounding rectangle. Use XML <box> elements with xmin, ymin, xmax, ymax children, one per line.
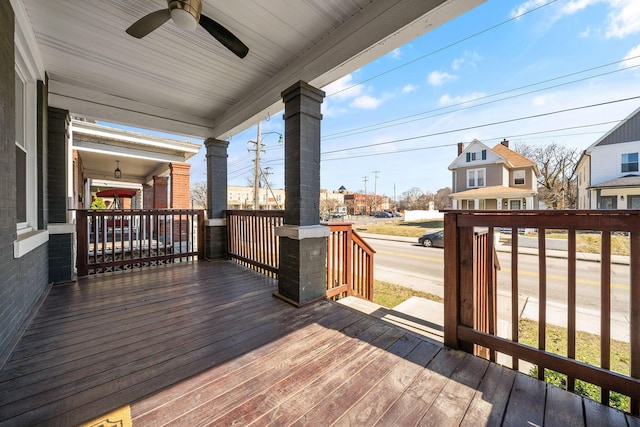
<box><xmin>418</xmin><ymin>230</ymin><xmax>444</xmax><ymax>248</ymax></box>
<box><xmin>374</xmin><ymin>211</ymin><xmax>392</xmax><ymax>218</ymax></box>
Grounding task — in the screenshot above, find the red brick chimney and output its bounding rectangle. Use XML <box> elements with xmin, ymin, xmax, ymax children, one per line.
<box><xmin>501</xmin><ymin>139</ymin><xmax>509</xmax><ymax>148</ymax></box>
<box><xmin>458</xmin><ymin>142</ymin><xmax>464</xmax><ymax>155</ymax></box>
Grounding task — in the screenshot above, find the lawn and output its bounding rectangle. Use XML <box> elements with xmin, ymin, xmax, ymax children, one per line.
<box><xmin>372</xmin><ymin>280</ymin><xmax>442</xmax><ymax>308</ymax></box>
<box><xmin>356</xmin><ymin>219</ymin><xmax>443</xmax><ymax>238</ymax></box>
<box><xmin>518</xmin><ymin>318</ymin><xmax>631</xmax><ymax>411</ymax></box>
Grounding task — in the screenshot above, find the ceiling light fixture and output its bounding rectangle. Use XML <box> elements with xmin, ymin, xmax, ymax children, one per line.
<box><xmin>169</xmin><ymin>0</ymin><xmax>200</xmax><ymax>30</ymax></box>
<box><xmin>114</xmin><ymin>160</ymin><xmax>122</xmax><ymax>180</ymax></box>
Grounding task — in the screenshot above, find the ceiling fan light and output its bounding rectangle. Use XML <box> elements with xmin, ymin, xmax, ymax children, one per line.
<box><xmin>171</xmin><ymin>8</ymin><xmax>198</xmax><ymax>30</ymax></box>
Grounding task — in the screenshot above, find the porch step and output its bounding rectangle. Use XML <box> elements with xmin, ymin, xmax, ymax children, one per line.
<box><xmin>336</xmin><ymin>296</ymin><xmax>444</xmax><ymax>342</ymax></box>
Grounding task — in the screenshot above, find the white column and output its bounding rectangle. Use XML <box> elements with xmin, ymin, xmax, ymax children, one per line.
<box><xmin>497</xmin><ymin>198</ymin><xmax>502</xmax><ymax>210</ymax></box>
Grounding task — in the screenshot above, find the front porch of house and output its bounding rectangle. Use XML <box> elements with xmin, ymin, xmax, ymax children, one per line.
<box><xmin>1</xmin><ymin>260</ymin><xmax>635</xmax><ymax>427</ymax></box>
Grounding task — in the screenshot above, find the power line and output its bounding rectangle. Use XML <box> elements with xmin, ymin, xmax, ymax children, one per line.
<box><xmin>326</xmin><ymin>0</ymin><xmax>558</xmax><ymax>98</ymax></box>
<box><xmin>321</xmin><ymin>96</ymin><xmax>640</xmax><ymax>155</ymax></box>
<box><xmin>324</xmin><ymin>58</ymin><xmax>640</xmax><ymax>140</ymax></box>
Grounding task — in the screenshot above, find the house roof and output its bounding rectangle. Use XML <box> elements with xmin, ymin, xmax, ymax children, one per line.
<box><xmin>492</xmin><ymin>143</ymin><xmax>536</xmax><ymax>168</ymax></box>
<box><xmin>588</xmin><ymin>174</ymin><xmax>640</xmax><ymax>189</ymax></box>
<box><xmin>15</xmin><ymin>0</ymin><xmax>483</xmax><ymax>139</ymax></box>
<box><xmin>588</xmin><ymin>105</ymin><xmax>640</xmax><ymax>149</ymax></box>
<box><xmin>450</xmin><ymin>185</ymin><xmax>536</xmax><ymax>199</ymax></box>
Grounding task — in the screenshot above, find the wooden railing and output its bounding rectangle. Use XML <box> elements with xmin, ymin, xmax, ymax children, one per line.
<box><xmin>325</xmin><ymin>222</ymin><xmax>375</xmax><ymax>300</ymax></box>
<box><xmin>76</xmin><ymin>209</ymin><xmax>204</xmax><ymax>276</ymax></box>
<box><xmin>226</xmin><ymin>211</ymin><xmax>375</xmax><ymax>300</ymax></box>
<box><xmin>226</xmin><ymin>210</ymin><xmax>284</xmax><ymax>277</ymax></box>
<box><xmin>444</xmin><ymin>210</ymin><xmax>640</xmax><ymax>415</ymax></box>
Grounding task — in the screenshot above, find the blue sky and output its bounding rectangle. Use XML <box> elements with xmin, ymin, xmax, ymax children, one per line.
<box><xmin>186</xmin><ymin>0</ymin><xmax>640</xmax><ymax>199</ymax></box>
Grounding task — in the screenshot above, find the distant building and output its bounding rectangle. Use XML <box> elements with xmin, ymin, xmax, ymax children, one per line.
<box><xmin>448</xmin><ymin>139</ymin><xmax>539</xmax><ymax>210</ymax></box>
<box><xmin>227</xmin><ymin>185</ymin><xmax>285</xmax><ymax>210</ymax></box>
<box><xmin>344</xmin><ymin>193</ymin><xmax>390</xmax><ymax>214</ymax></box>
<box><xmin>575</xmin><ymin>106</ymin><xmax>640</xmax><ymax>209</ymax></box>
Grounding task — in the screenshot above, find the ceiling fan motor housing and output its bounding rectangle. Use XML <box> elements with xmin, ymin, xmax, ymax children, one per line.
<box><xmin>168</xmin><ymin>0</ymin><xmax>202</xmax><ymax>30</ymax></box>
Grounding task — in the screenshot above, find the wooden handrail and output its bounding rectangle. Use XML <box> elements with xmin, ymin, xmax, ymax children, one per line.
<box><xmin>225</xmin><ymin>211</ymin><xmax>374</xmax><ymax>301</ymax></box>
<box><xmin>444</xmin><ymin>209</ymin><xmax>640</xmax><ymax>415</ymax></box>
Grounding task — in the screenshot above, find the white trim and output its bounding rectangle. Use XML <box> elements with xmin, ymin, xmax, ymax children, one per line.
<box><xmin>48</xmin><ymin>223</ymin><xmax>76</xmax><ymax>234</ymax></box>
<box><xmin>10</xmin><ymin>0</ymin><xmax>46</xmax><ymax>80</ymax></box>
<box><xmin>14</xmin><ymin>230</ymin><xmax>49</xmax><ymax>258</ymax></box>
<box><xmin>205</xmin><ymin>218</ymin><xmax>226</xmax><ymax>227</ymax></box>
<box><xmin>275</xmin><ymin>225</ymin><xmax>330</xmax><ymax>240</ymax></box>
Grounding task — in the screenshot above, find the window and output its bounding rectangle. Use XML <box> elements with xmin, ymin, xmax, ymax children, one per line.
<box><xmin>621</xmin><ymin>153</ymin><xmax>638</xmax><ymax>173</ymax></box>
<box><xmin>15</xmin><ymin>73</ymin><xmax>27</xmax><ymax>224</ymax></box>
<box><xmin>514</xmin><ymin>170</ymin><xmax>525</xmax><ymax>185</ymax></box>
<box><xmin>510</xmin><ymin>200</ymin><xmax>521</xmax><ymax>210</ymax></box>
<box><xmin>600</xmin><ymin>196</ymin><xmax>616</xmax><ymax>210</ymax></box>
<box><xmin>228</xmin><ymin>191</ymin><xmax>233</xmax><ymax>200</ymax></box>
<box><xmin>467</xmin><ymin>169</ymin><xmax>485</xmax><ymax>188</ymax></box>
<box><xmin>465</xmin><ymin>150</ymin><xmax>487</xmax><ymax>162</ymax></box>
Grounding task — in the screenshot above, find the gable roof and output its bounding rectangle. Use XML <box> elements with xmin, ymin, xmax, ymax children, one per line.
<box><xmin>589</xmin><ymin>105</ymin><xmax>640</xmax><ymax>149</ymax></box>
<box><xmin>492</xmin><ymin>143</ymin><xmax>536</xmax><ymax>168</ymax></box>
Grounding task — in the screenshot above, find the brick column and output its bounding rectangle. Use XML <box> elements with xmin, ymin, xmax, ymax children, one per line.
<box><xmin>47</xmin><ymin>107</ymin><xmax>74</xmax><ymax>283</ymax></box>
<box><xmin>169</xmin><ymin>162</ymin><xmax>191</xmax><ymax>208</ymax></box>
<box><xmin>275</xmin><ymin>81</ymin><xmax>329</xmax><ymax>306</ymax></box>
<box><xmin>205</xmin><ymin>138</ymin><xmax>229</xmax><ymax>259</ymax></box>
<box><xmin>153</xmin><ymin>176</ymin><xmax>168</xmax><ymax>208</ymax></box>
<box><xmin>142</xmin><ymin>184</ymin><xmax>153</xmax><ymax>209</ymax></box>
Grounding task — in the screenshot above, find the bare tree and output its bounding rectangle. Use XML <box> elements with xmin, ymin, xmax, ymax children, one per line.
<box><xmin>513</xmin><ymin>142</ymin><xmax>579</xmax><ymax>209</ymax></box>
<box><xmin>190</xmin><ymin>181</ymin><xmax>207</xmax><ymax>209</ymax></box>
<box><xmin>433</xmin><ymin>187</ymin><xmax>452</xmax><ymax>210</ymax></box>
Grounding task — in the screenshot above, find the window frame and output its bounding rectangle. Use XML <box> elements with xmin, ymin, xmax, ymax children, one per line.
<box><xmin>621</xmin><ymin>152</ymin><xmax>638</xmax><ymax>174</ymax></box>
<box><xmin>513</xmin><ymin>170</ymin><xmax>525</xmax><ymax>186</ymax></box>
<box><xmin>467</xmin><ymin>168</ymin><xmax>486</xmax><ymax>188</ymax></box>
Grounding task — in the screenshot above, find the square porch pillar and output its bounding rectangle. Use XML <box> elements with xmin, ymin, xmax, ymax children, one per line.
<box><xmin>204</xmin><ymin>138</ymin><xmax>229</xmax><ymax>259</ymax></box>
<box><xmin>275</xmin><ymin>81</ymin><xmax>329</xmax><ymax>306</ymax></box>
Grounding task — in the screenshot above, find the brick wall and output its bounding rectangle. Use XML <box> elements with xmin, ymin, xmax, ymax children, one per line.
<box><xmin>170</xmin><ymin>162</ymin><xmax>191</xmax><ymax>209</ymax></box>
<box><xmin>153</xmin><ymin>176</ymin><xmax>168</xmax><ymax>208</ymax></box>
<box><xmin>0</xmin><ymin>3</ymin><xmax>51</xmax><ymax>366</ymax></box>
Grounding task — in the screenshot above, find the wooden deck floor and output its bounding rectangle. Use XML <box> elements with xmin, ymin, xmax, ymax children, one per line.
<box><xmin>0</xmin><ymin>261</ymin><xmax>637</xmax><ymax>426</ymax></box>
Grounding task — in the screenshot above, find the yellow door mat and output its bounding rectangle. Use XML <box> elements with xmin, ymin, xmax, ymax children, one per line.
<box><xmin>78</xmin><ymin>405</ymin><xmax>132</xmax><ymax>427</ymax></box>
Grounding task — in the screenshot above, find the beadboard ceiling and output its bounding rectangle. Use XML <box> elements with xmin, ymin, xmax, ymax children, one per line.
<box><xmin>16</xmin><ymin>0</ymin><xmax>483</xmax><ymax>139</ymax></box>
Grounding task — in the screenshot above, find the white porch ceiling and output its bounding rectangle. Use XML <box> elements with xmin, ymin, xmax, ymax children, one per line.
<box><xmin>17</xmin><ymin>0</ymin><xmax>484</xmax><ymax>140</ymax></box>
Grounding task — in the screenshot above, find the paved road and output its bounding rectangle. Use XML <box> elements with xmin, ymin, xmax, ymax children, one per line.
<box><xmin>367</xmin><ymin>236</ymin><xmax>632</xmax><ymax>320</ymax></box>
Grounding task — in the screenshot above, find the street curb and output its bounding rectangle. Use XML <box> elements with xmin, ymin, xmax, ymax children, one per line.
<box><xmin>358</xmin><ymin>232</ymin><xmax>630</xmax><ymax>265</ymax></box>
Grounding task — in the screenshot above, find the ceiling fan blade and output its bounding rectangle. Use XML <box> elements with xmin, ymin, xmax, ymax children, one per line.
<box><xmin>199</xmin><ymin>14</ymin><xmax>249</xmax><ymax>58</ymax></box>
<box><xmin>126</xmin><ymin>9</ymin><xmax>171</xmax><ymax>39</ymax></box>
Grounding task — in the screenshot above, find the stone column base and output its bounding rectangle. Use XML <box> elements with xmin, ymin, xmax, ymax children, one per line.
<box><xmin>205</xmin><ymin>219</ymin><xmax>227</xmax><ymax>260</ymax></box>
<box><xmin>275</xmin><ymin>225</ymin><xmax>329</xmax><ymax>306</ymax></box>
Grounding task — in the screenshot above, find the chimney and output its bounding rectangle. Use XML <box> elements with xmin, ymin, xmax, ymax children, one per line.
<box><xmin>458</xmin><ymin>142</ymin><xmax>464</xmax><ymax>155</ymax></box>
<box><xmin>501</xmin><ymin>139</ymin><xmax>509</xmax><ymax>148</ymax></box>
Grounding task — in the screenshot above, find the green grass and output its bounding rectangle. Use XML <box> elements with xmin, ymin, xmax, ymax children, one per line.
<box><xmin>357</xmin><ymin>220</ymin><xmax>443</xmax><ymax>238</ymax></box>
<box><xmin>518</xmin><ymin>318</ymin><xmax>631</xmax><ymax>411</ymax></box>
<box><xmin>372</xmin><ymin>280</ymin><xmax>443</xmax><ymax>309</ymax></box>
<box><xmin>545</xmin><ymin>232</ymin><xmax>630</xmax><ymax>256</ymax></box>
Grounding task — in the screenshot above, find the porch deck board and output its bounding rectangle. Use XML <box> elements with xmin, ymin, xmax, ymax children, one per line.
<box><xmin>0</xmin><ymin>261</ymin><xmax>634</xmax><ymax>426</ymax></box>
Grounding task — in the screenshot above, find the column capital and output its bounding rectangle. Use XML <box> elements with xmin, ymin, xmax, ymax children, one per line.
<box><xmin>205</xmin><ymin>138</ymin><xmax>229</xmax><ymax>150</ymax></box>
<box><xmin>281</xmin><ymin>81</ymin><xmax>325</xmax><ymax>121</ymax></box>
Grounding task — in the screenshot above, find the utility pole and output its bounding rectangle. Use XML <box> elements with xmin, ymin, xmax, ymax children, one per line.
<box><xmin>362</xmin><ymin>176</ymin><xmax>368</xmax><ymax>214</ymax></box>
<box><xmin>263</xmin><ymin>167</ymin><xmax>273</xmax><ymax>209</ymax></box>
<box><xmin>248</xmin><ymin>121</ymin><xmax>264</xmax><ymax>210</ymax></box>
<box><xmin>372</xmin><ymin>170</ymin><xmax>380</xmax><ymax>212</ymax></box>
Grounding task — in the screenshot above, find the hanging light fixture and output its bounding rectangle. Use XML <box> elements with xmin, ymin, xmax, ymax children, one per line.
<box><xmin>114</xmin><ymin>160</ymin><xmax>122</xmax><ymax>180</ymax></box>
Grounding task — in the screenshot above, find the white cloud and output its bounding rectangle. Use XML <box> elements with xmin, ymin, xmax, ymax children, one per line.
<box><xmin>401</xmin><ymin>84</ymin><xmax>418</xmax><ymax>94</ymax></box>
<box><xmin>620</xmin><ymin>44</ymin><xmax>640</xmax><ymax>69</ymax></box>
<box><xmin>605</xmin><ymin>0</ymin><xmax>640</xmax><ymax>38</ymax></box>
<box><xmin>560</xmin><ymin>0</ymin><xmax>597</xmax><ymax>15</ymax></box>
<box><xmin>389</xmin><ymin>48</ymin><xmax>401</xmax><ymax>59</ymax></box>
<box><xmin>323</xmin><ymin>74</ymin><xmax>363</xmax><ymax>100</ymax></box>
<box><xmin>580</xmin><ymin>26</ymin><xmax>592</xmax><ymax>37</ymax></box>
<box><xmin>428</xmin><ymin>70</ymin><xmax>457</xmax><ymax>86</ymax></box>
<box><xmin>438</xmin><ymin>92</ymin><xmax>487</xmax><ymax>107</ymax></box>
<box><xmin>350</xmin><ymin>95</ymin><xmax>383</xmax><ymax>110</ymax></box>
<box><xmin>511</xmin><ymin>0</ymin><xmax>548</xmax><ymax>19</ymax></box>
<box><xmin>452</xmin><ymin>51</ymin><xmax>482</xmax><ymax>70</ymax></box>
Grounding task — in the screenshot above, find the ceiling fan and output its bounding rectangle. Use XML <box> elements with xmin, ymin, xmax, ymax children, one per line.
<box><xmin>126</xmin><ymin>0</ymin><xmax>249</xmax><ymax>58</ymax></box>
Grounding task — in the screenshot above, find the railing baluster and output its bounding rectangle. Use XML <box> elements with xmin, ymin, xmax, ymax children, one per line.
<box><xmin>511</xmin><ymin>229</ymin><xmax>519</xmax><ymax>371</ymax></box>
<box><xmin>567</xmin><ymin>229</ymin><xmax>577</xmax><ymax>392</ymax></box>
<box><xmin>630</xmin><ymin>230</ymin><xmax>640</xmax><ymax>415</ymax></box>
<box><xmin>601</xmin><ymin>231</ymin><xmax>612</xmax><ymax>405</ymax></box>
<box><xmin>538</xmin><ymin>227</ymin><xmax>547</xmax><ymax>381</ymax></box>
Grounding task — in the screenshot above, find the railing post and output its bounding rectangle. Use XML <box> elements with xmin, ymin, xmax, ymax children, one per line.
<box><xmin>443</xmin><ymin>212</ymin><xmax>459</xmax><ymax>349</ymax></box>
<box><xmin>197</xmin><ymin>210</ymin><xmax>205</xmax><ymax>258</ymax></box>
<box><xmin>345</xmin><ymin>224</ymin><xmax>353</xmax><ymax>296</ymax></box>
<box><xmin>76</xmin><ymin>210</ymin><xmax>88</xmax><ymax>277</ymax></box>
